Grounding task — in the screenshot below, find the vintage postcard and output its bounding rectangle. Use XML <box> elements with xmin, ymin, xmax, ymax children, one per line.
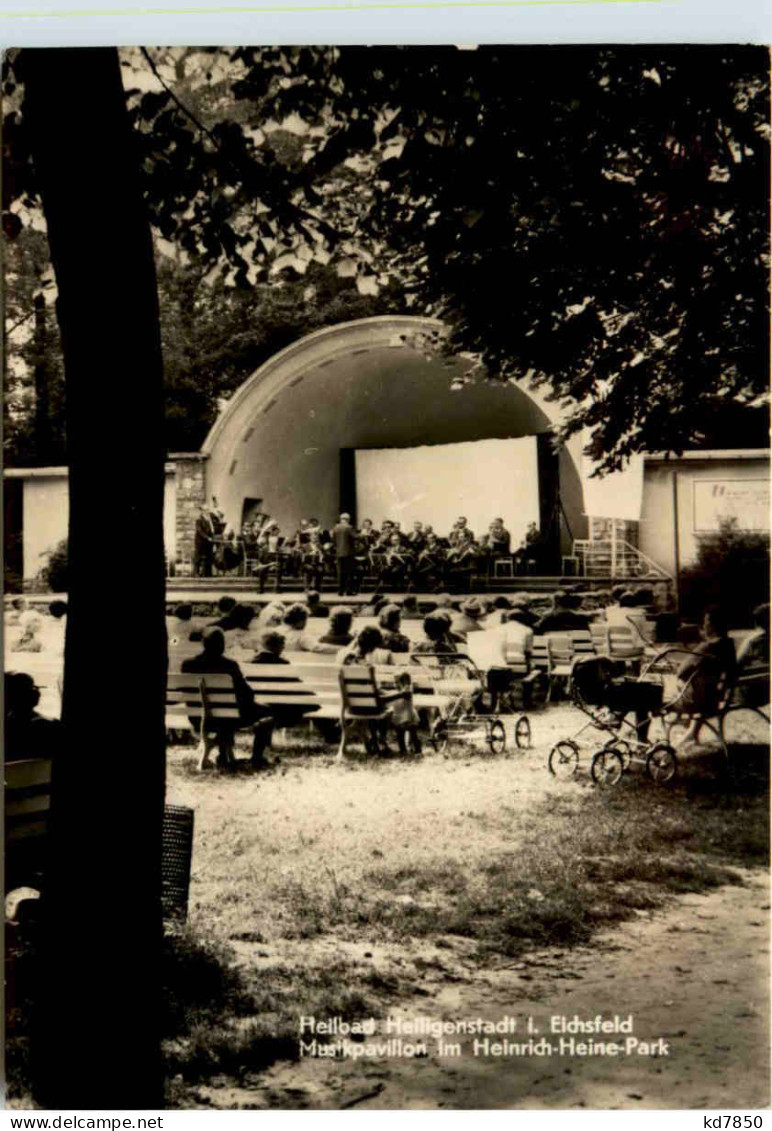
<box><xmin>3</xmin><ymin>41</ymin><xmax>769</xmax><ymax>1112</ymax></box>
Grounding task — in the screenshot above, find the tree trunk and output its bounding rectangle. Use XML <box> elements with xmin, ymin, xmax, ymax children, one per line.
<box><xmin>23</xmin><ymin>47</ymin><xmax>167</xmax><ymax>1109</ymax></box>
<box><xmin>33</xmin><ymin>291</ymin><xmax>51</xmax><ymax>462</ymax></box>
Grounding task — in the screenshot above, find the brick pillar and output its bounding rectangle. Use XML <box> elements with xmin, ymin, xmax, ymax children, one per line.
<box><xmin>173</xmin><ymin>454</ymin><xmax>208</xmax><ymax>575</ymax></box>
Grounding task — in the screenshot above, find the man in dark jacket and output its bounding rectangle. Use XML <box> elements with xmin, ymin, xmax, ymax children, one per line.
<box><xmin>194</xmin><ymin>506</ymin><xmax>215</xmax><ymax>577</ymax></box>
<box><xmin>181</xmin><ymin>627</ymin><xmax>273</xmax><ymax>769</ymax></box>
<box><xmin>332</xmin><ymin>512</ymin><xmax>357</xmax><ymax>596</ymax></box>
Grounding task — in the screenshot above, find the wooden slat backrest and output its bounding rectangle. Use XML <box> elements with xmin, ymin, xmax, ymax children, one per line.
<box><xmin>530</xmin><ymin>636</ymin><xmax>549</xmax><ymax>671</ymax></box>
<box><xmin>339</xmin><ymin>664</ymin><xmax>384</xmax><ymax>716</ymax></box>
<box><xmin>568</xmin><ymin>629</ymin><xmax>595</xmax><ymax>656</ymax></box>
<box><xmin>607</xmin><ymin>625</ymin><xmax>644</xmax><ymax>658</ymax></box>
<box><xmin>590</xmin><ymin>623</ymin><xmax>609</xmax><ymax>653</ymax></box>
<box><xmin>547</xmin><ymin>634</ymin><xmax>574</xmax><ymax>666</ymax></box>
<box><xmin>166</xmin><ymin>672</ymin><xmax>240</xmax><ymax>720</ymax></box>
<box><xmin>5</xmin><ymin>758</ymin><xmax>52</xmax><ymax>844</ymax></box>
<box><xmin>241</xmin><ymin>663</ymin><xmax>332</xmax><ymax>709</ymax></box>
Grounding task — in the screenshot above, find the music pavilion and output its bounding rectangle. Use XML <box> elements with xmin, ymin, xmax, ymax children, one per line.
<box><xmin>6</xmin><ymin>315</ymin><xmax>769</xmax><ymax>592</ymax></box>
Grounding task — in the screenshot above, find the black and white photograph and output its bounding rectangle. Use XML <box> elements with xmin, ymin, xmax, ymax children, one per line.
<box><xmin>3</xmin><ymin>41</ymin><xmax>770</xmax><ymax>1112</ymax></box>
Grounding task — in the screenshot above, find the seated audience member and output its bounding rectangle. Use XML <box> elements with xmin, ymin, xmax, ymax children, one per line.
<box><xmin>605</xmin><ymin>590</ymin><xmax>649</xmax><ymax>636</ymax></box>
<box><xmin>673</xmin><ymin>605</ymin><xmax>737</xmax><ymax>734</ymax></box>
<box><xmin>10</xmin><ymin>615</ymin><xmax>43</xmax><ymax>653</ymax></box>
<box><xmin>508</xmin><ymin>593</ymin><xmax>538</xmax><ymax>628</ymax></box>
<box><xmin>306</xmin><ymin>590</ymin><xmax>329</xmax><ymax>619</ymax></box>
<box><xmin>491</xmin><ymin>595</ymin><xmax>512</xmax><ymax>624</ymax></box>
<box><xmin>282</xmin><ymin>603</ymin><xmax>337</xmax><ymax>653</ymax></box>
<box><xmin>391</xmin><ymin>670</ymin><xmax>422</xmax><ymax>755</ymax></box>
<box><xmin>212</xmin><ymin>595</ymin><xmax>238</xmax><ymax>629</ymax></box>
<box><xmin>257</xmin><ymin>600</ymin><xmax>286</xmax><ymax>630</ymax></box>
<box><xmin>453</xmin><ymin>597</ymin><xmax>487</xmax><ymax>636</ymax></box>
<box><xmin>6</xmin><ymin>597</ymin><xmax>28</xmax><ymax>626</ymax></box>
<box><xmin>252</xmin><ymin>629</ymin><xmax>289</xmax><ymax>665</ymax></box>
<box><xmin>319</xmin><ymin>606</ymin><xmax>355</xmax><ymax>647</ymax></box>
<box><xmin>167</xmin><ymin>602</ymin><xmax>206</xmax><ymax>655</ymax></box>
<box><xmin>735</xmin><ymin>603</ymin><xmax>770</xmax><ymax>707</ymax></box>
<box><xmin>181</xmin><ymin>627</ymin><xmax>273</xmax><ymax>769</ymax></box>
<box><xmin>223</xmin><ymin>603</ymin><xmax>260</xmax><ymax>659</ymax></box>
<box><xmin>534</xmin><ymin>590</ymin><xmax>589</xmax><ymax>634</ymax></box>
<box><xmin>338</xmin><ymin>624</ymin><xmax>394</xmax><ymax>667</ymax></box>
<box><xmin>401</xmin><ymin>594</ymin><xmax>423</xmax><ymax>621</ymax></box>
<box><xmin>503</xmin><ymin>608</ymin><xmax>535</xmax><ymax>657</ymax></box>
<box><xmin>359</xmin><ymin>590</ymin><xmax>385</xmax><ymax>617</ymax></box>
<box><xmin>466</xmin><ymin>606</ymin><xmax>535</xmax><ymax>672</ymax></box>
<box><xmin>36</xmin><ymin>600</ymin><xmax>68</xmax><ymax>656</ymax></box>
<box><xmin>5</xmin><ymin>671</ymin><xmax>64</xmax><ymax>761</ymax></box>
<box><xmin>413</xmin><ymin>612</ymin><xmax>459</xmax><ymax>657</ymax></box>
<box><xmin>379</xmin><ymin>604</ymin><xmax>411</xmax><ymax>653</ymax></box>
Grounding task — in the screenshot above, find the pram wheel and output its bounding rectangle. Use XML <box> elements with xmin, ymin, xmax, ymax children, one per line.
<box><xmin>515</xmin><ymin>715</ymin><xmax>531</xmax><ymax>750</ymax></box>
<box><xmin>646</xmin><ymin>743</ymin><xmax>678</xmax><ymax>784</ymax></box>
<box><xmin>488</xmin><ymin>719</ymin><xmax>507</xmax><ymax>754</ymax></box>
<box><xmin>548</xmin><ymin>740</ymin><xmax>579</xmax><ymax>779</ymax></box>
<box><xmin>431</xmin><ymin>719</ymin><xmax>449</xmax><ymax>755</ymax></box>
<box><xmin>591</xmin><ymin>747</ymin><xmax>624</xmax><ymax>787</ymax></box>
<box><xmin>604</xmin><ymin>738</ymin><xmax>632</xmax><ymax>770</ymax></box>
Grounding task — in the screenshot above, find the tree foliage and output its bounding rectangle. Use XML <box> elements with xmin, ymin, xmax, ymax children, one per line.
<box><xmin>4</xmin><ymin>46</ymin><xmax>769</xmax><ymax>471</ymax></box>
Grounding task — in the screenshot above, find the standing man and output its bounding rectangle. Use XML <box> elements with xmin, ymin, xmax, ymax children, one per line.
<box><xmin>194</xmin><ymin>505</ymin><xmax>215</xmax><ymax>577</ymax></box>
<box><xmin>332</xmin><ymin>512</ymin><xmax>356</xmax><ymax>596</ymax></box>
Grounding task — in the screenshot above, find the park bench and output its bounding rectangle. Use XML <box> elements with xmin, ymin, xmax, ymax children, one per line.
<box><xmin>166</xmin><ymin>663</ymin><xmax>453</xmax><ymax>753</ymax></box>
<box><xmin>5</xmin><ymin>758</ymin><xmax>194</xmax><ymax>921</ymax></box>
<box><xmin>337</xmin><ymin>664</ymin><xmax>400</xmax><ymax>758</ymax></box>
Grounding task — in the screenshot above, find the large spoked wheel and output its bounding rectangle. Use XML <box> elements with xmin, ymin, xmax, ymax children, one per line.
<box><xmin>515</xmin><ymin>715</ymin><xmax>532</xmax><ymax>750</ymax></box>
<box><xmin>646</xmin><ymin>742</ymin><xmax>678</xmax><ymax>784</ymax></box>
<box><xmin>591</xmin><ymin>747</ymin><xmax>624</xmax><ymax>787</ymax></box>
<box><xmin>488</xmin><ymin>719</ymin><xmax>507</xmax><ymax>754</ymax></box>
<box><xmin>431</xmin><ymin>719</ymin><xmax>449</xmax><ymax>755</ymax></box>
<box><xmin>548</xmin><ymin>740</ymin><xmax>579</xmax><ymax>779</ymax></box>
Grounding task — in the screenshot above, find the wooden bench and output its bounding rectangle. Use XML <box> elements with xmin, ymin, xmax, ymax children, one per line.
<box><xmin>5</xmin><ymin>758</ymin><xmax>194</xmax><ymax>920</ymax></box>
<box><xmin>166</xmin><ymin>663</ymin><xmax>453</xmax><ymax>753</ymax></box>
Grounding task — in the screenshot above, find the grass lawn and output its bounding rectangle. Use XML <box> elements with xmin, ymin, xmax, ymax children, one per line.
<box><xmin>159</xmin><ymin>704</ymin><xmax>769</xmax><ymax>1103</ymax></box>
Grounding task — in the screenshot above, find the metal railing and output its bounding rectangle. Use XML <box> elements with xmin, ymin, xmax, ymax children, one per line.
<box><xmin>573</xmin><ymin>538</ymin><xmax>673</xmax><ymax>581</ymax></box>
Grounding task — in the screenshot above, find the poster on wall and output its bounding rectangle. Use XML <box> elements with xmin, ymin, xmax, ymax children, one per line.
<box><xmin>693</xmin><ymin>479</ymin><xmax>771</xmax><ymax>533</ymax></box>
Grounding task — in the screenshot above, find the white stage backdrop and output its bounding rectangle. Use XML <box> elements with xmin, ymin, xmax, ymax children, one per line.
<box><xmin>354</xmin><ymin>436</ymin><xmax>540</xmax><ymax>545</ymax></box>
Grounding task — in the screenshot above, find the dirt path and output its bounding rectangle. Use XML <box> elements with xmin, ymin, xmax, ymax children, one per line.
<box><xmin>189</xmin><ymin>870</ymin><xmax>769</xmax><ymax>1110</ymax></box>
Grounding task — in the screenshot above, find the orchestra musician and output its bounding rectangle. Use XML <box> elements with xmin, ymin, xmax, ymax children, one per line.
<box><xmin>302</xmin><ymin>528</ymin><xmax>326</xmax><ymax>591</ymax></box>
<box><xmin>413</xmin><ymin>532</ymin><xmax>445</xmax><ymax>589</ymax></box>
<box><xmin>444</xmin><ymin>527</ymin><xmax>480</xmax><ymax>590</ymax></box>
<box><xmin>381</xmin><ymin>532</ymin><xmax>414</xmax><ymax>588</ymax></box>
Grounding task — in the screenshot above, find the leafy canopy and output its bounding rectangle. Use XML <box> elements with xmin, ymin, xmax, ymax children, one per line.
<box><xmin>4</xmin><ymin>46</ymin><xmax>769</xmax><ymax>471</ymax></box>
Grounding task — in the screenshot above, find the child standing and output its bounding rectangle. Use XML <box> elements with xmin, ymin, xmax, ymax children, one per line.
<box><xmin>391</xmin><ymin>670</ymin><xmax>423</xmax><ymax>755</ymax></box>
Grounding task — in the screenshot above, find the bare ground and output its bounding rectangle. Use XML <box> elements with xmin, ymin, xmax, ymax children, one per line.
<box><xmin>165</xmin><ymin>705</ymin><xmax>770</xmax><ymax>1110</ymax></box>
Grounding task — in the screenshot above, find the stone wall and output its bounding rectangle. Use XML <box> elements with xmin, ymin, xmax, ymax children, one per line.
<box><xmin>173</xmin><ymin>454</ymin><xmax>208</xmax><ymax>574</ymax></box>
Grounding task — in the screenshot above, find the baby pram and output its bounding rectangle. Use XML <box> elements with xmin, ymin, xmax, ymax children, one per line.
<box><xmin>548</xmin><ymin>655</ymin><xmax>678</xmax><ymax>786</ymax></box>
<box><xmin>410</xmin><ymin>653</ymin><xmax>531</xmax><ymax>755</ymax></box>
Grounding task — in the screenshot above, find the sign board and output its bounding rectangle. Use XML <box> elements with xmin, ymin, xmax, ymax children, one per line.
<box><xmin>693</xmin><ymin>479</ymin><xmax>770</xmax><ymax>533</ymax></box>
